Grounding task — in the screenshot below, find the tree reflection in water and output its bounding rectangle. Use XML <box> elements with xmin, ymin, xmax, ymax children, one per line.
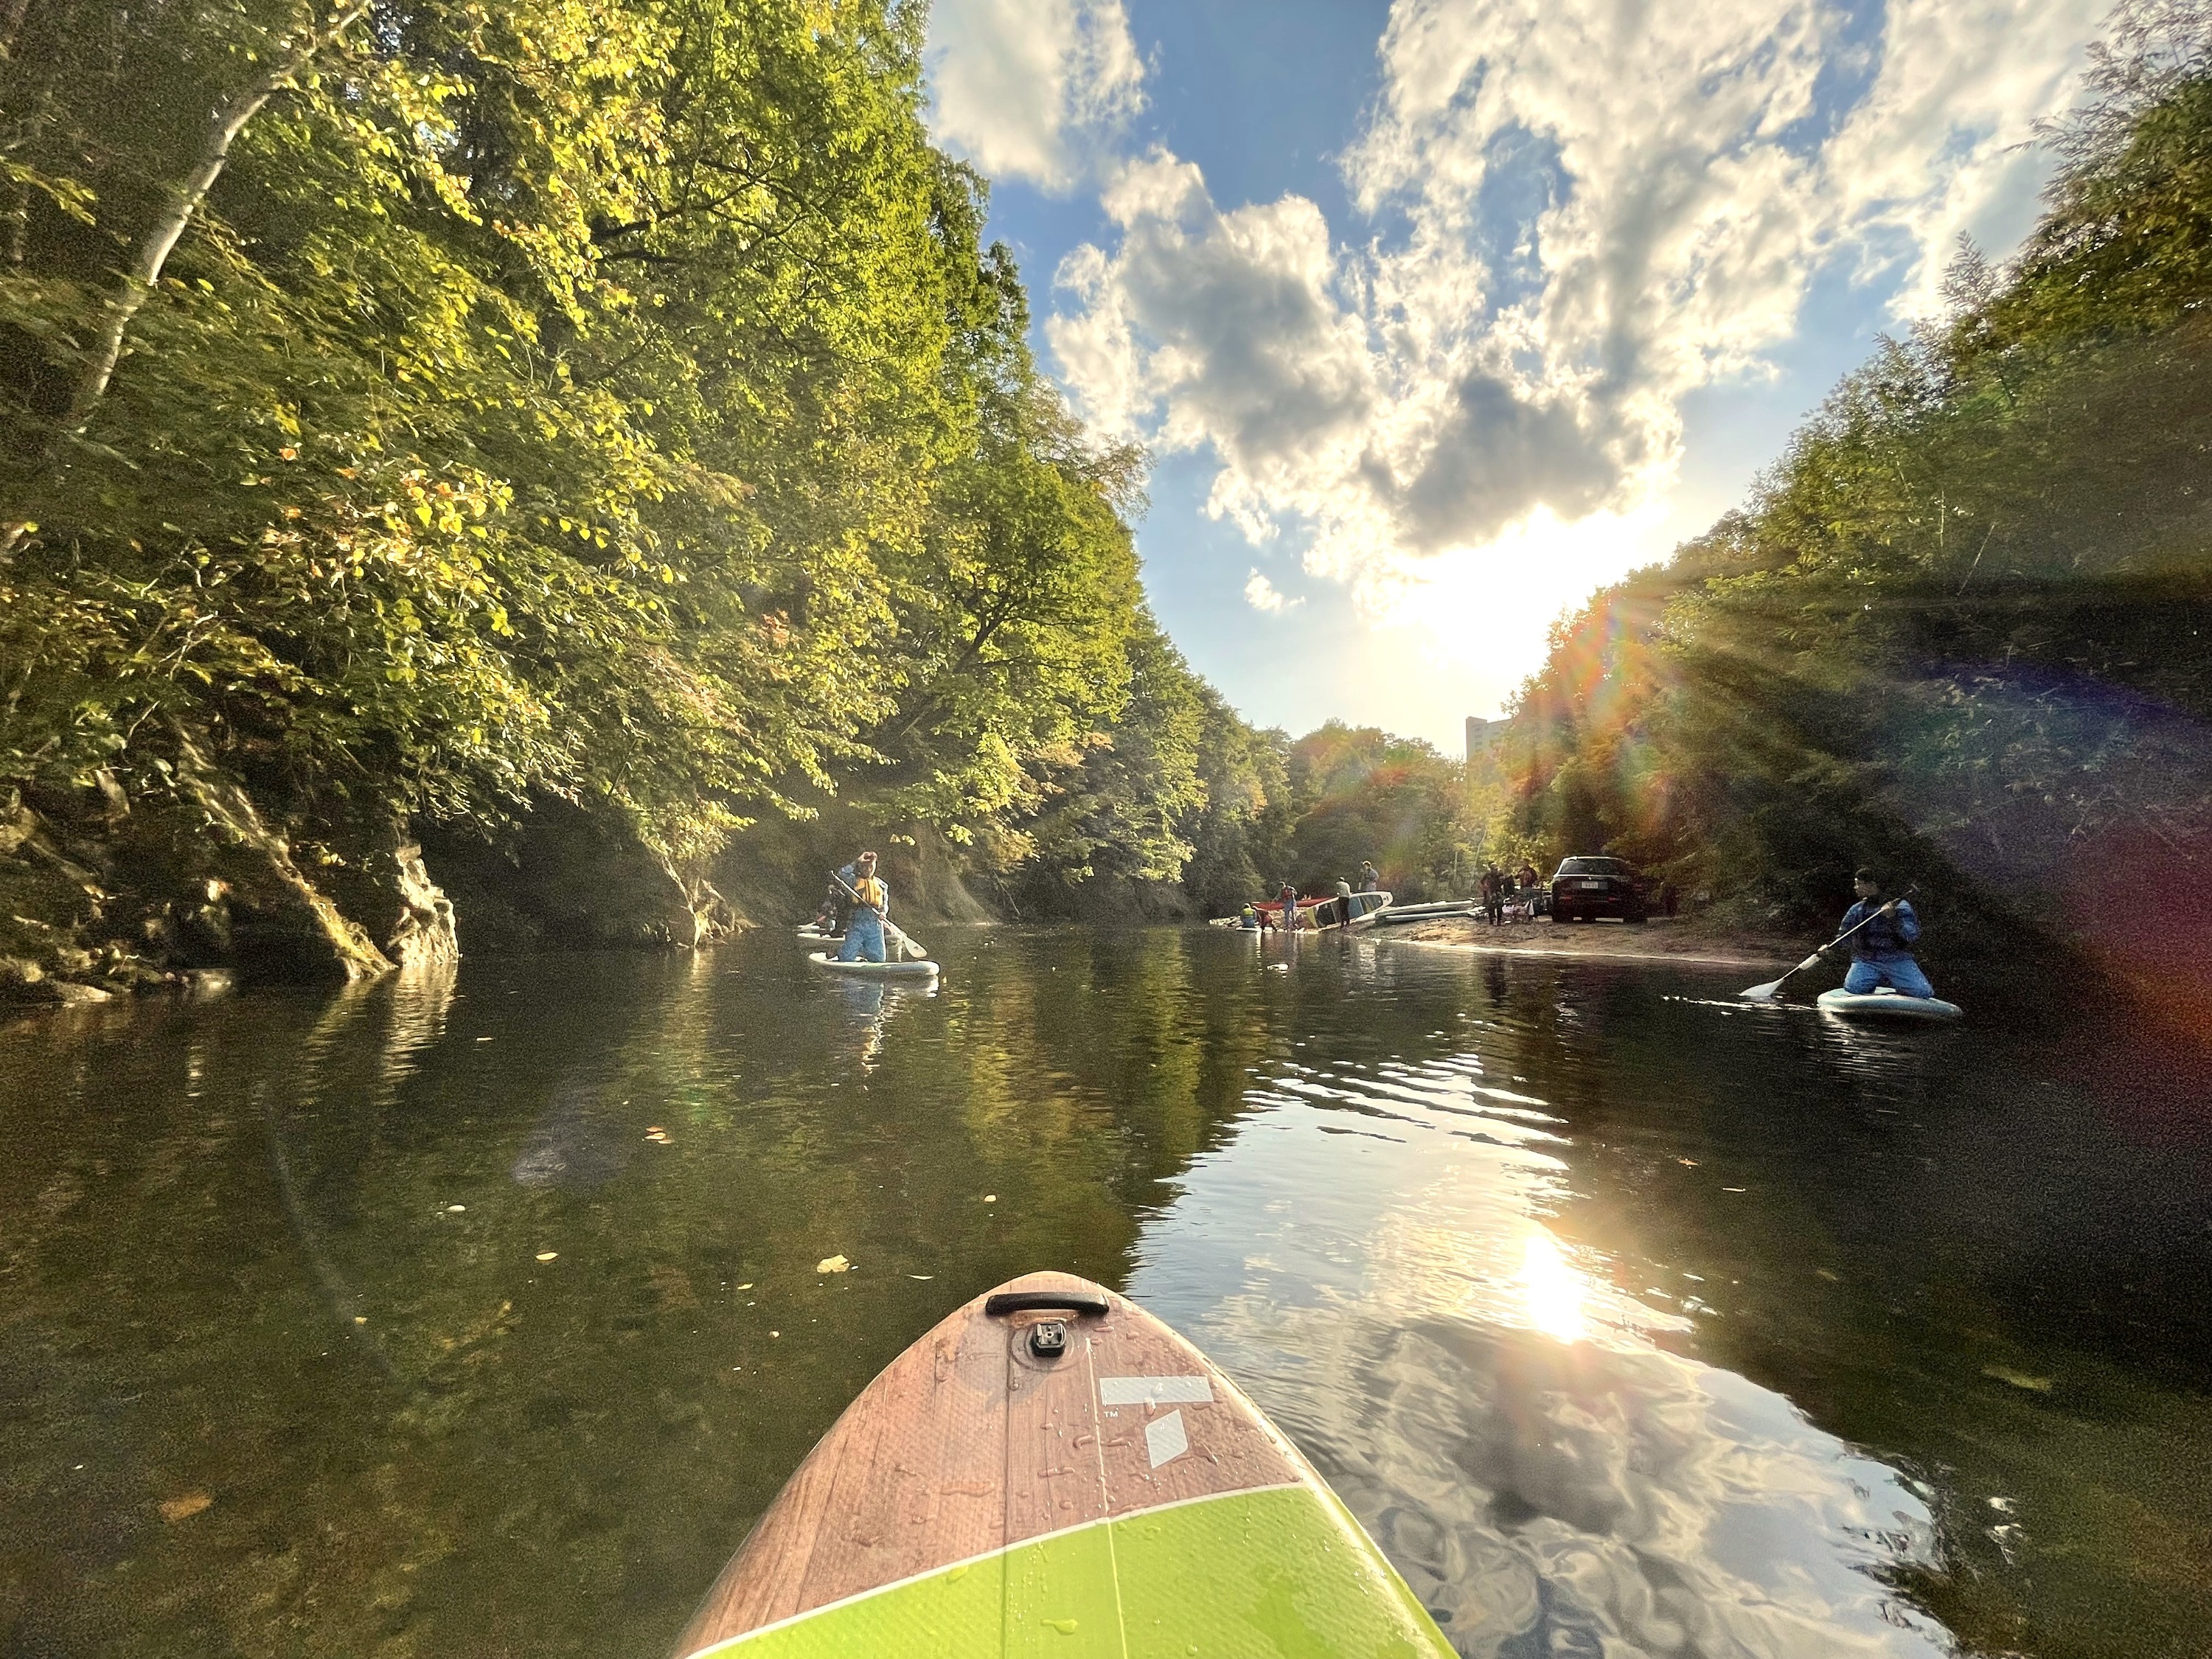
<box><xmin>0</xmin><ymin>928</ymin><xmax>2206</xmax><ymax>1658</ymax></box>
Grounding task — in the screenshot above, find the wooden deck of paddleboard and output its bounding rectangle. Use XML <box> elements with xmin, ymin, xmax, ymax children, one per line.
<box><xmin>673</xmin><ymin>1270</ymin><xmax>1452</xmax><ymax>1658</ymax></box>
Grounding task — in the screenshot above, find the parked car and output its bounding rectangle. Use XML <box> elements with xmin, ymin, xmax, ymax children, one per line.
<box><xmin>1550</xmin><ymin>855</ymin><xmax>1646</xmax><ymax>922</ymax></box>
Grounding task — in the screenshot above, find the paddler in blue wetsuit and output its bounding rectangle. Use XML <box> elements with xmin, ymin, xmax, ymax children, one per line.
<box><xmin>1825</xmin><ymin>867</ymin><xmax>1934</xmax><ymax>998</ymax></box>
<box><xmin>836</xmin><ymin>851</ymin><xmax>891</xmax><ymax>964</ymax></box>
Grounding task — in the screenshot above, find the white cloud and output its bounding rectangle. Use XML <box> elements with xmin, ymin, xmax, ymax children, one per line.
<box><xmin>925</xmin><ymin>0</ymin><xmax>1144</xmax><ymax>192</ymax></box>
<box><xmin>1826</xmin><ymin>0</ymin><xmax>2110</xmax><ymax>313</ymax></box>
<box><xmin>1047</xmin><ymin>0</ymin><xmax>2105</xmax><ymax>620</ymax></box>
<box><xmin>1244</xmin><ymin>568</ymin><xmax>1301</xmax><ymax>613</ymax></box>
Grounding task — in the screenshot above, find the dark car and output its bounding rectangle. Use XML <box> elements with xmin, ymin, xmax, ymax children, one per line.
<box><xmin>1550</xmin><ymin>855</ymin><xmax>1646</xmax><ymax>923</ymax></box>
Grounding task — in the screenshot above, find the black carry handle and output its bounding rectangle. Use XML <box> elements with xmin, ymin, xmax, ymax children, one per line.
<box><xmin>984</xmin><ymin>1288</ymin><xmax>1111</xmax><ymax>1319</ymax></box>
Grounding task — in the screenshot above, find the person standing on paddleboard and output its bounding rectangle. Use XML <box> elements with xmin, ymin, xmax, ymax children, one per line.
<box><xmin>836</xmin><ymin>852</ymin><xmax>891</xmax><ymax>964</ymax></box>
<box><xmin>1824</xmin><ymin>867</ymin><xmax>1935</xmax><ymax>998</ymax></box>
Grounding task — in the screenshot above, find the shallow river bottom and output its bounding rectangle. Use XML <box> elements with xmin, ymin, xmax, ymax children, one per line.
<box><xmin>2</xmin><ymin>927</ymin><xmax>2208</xmax><ymax>1658</ymax></box>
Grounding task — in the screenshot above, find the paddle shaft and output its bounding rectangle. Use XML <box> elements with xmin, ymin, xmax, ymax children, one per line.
<box><xmin>830</xmin><ymin>869</ymin><xmax>925</xmax><ymax>961</ymax></box>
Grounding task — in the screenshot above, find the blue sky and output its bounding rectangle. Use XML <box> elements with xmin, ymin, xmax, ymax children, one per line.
<box><xmin>922</xmin><ymin>0</ymin><xmax>2110</xmax><ymax>753</ymax></box>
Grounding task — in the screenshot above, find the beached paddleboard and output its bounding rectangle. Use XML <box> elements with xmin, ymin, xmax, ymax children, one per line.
<box><xmin>806</xmin><ymin>951</ymin><xmax>940</xmax><ymax>979</ymax></box>
<box><xmin>1817</xmin><ymin>987</ymin><xmax>1964</xmax><ymax>1023</ymax></box>
<box><xmin>672</xmin><ymin>1270</ymin><xmax>1453</xmax><ymax>1658</ymax></box>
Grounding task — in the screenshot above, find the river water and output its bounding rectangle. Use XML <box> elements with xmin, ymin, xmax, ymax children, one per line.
<box><xmin>2</xmin><ymin>927</ymin><xmax>2208</xmax><ymax>1658</ymax></box>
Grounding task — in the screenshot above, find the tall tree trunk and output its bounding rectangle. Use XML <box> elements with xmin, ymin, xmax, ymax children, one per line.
<box><xmin>57</xmin><ymin>1</ymin><xmax>368</xmax><ymax>439</ymax></box>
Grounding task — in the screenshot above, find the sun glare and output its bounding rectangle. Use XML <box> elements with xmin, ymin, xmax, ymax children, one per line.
<box><xmin>1383</xmin><ymin>503</ymin><xmax>1674</xmax><ymax>693</ymax></box>
<box><xmin>1521</xmin><ymin>1231</ymin><xmax>1590</xmax><ymax>1344</ymax></box>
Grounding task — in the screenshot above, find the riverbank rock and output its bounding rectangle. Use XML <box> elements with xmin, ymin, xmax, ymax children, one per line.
<box><xmin>0</xmin><ymin>767</ymin><xmax>394</xmax><ymax>1001</ymax></box>
<box><xmin>315</xmin><ymin>824</ymin><xmax>462</xmax><ymax>971</ymax></box>
<box><xmin>0</xmin><ymin>957</ymin><xmax>113</xmax><ymax>1005</ymax></box>
<box><xmin>175</xmin><ymin>776</ymin><xmax>391</xmax><ymax>984</ymax></box>
<box><xmin>386</xmin><ymin>843</ymin><xmax>461</xmax><ymax>969</ymax></box>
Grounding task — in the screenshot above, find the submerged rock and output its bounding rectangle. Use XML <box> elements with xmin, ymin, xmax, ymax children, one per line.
<box><xmin>511</xmin><ymin>1086</ymin><xmax>630</xmax><ymax>1189</ymax></box>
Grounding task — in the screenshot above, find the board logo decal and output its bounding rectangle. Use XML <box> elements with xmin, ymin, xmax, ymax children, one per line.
<box><xmin>1144</xmin><ymin>1410</ymin><xmax>1189</xmax><ymax>1469</ymax></box>
<box><xmin>1099</xmin><ymin>1374</ymin><xmax>1213</xmax><ymax>1406</ymax></box>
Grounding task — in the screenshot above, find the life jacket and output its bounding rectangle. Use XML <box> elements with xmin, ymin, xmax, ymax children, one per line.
<box><xmin>852</xmin><ymin>874</ymin><xmax>886</xmax><ymax>911</ymax></box>
<box><xmin>1846</xmin><ymin>898</ymin><xmax>1917</xmax><ymax>958</ymax></box>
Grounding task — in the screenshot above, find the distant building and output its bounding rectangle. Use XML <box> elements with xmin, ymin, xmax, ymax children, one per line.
<box><xmin>1465</xmin><ymin>715</ymin><xmax>1500</xmax><ymax>762</ymax></box>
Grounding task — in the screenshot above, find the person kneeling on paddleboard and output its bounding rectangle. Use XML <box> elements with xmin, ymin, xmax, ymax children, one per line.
<box><xmin>1824</xmin><ymin>868</ymin><xmax>1935</xmax><ymax>998</ymax></box>
<box><xmin>837</xmin><ymin>852</ymin><xmax>891</xmax><ymax>964</ymax></box>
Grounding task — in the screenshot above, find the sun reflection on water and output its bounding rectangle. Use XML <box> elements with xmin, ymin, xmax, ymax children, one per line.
<box><xmin>1520</xmin><ymin>1231</ymin><xmax>1587</xmax><ymax>1343</ymax></box>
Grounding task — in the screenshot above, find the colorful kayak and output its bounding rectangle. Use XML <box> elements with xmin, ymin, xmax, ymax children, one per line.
<box><xmin>671</xmin><ymin>1271</ymin><xmax>1453</xmax><ymax>1658</ymax></box>
<box><xmin>1817</xmin><ymin>987</ymin><xmax>1964</xmax><ymax>1023</ymax></box>
<box><xmin>807</xmin><ymin>951</ymin><xmax>939</xmax><ymax>979</ymax></box>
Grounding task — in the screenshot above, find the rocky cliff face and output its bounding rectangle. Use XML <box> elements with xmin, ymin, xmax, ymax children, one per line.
<box><xmin>422</xmin><ymin>799</ymin><xmax>735</xmax><ymax>954</ymax></box>
<box><xmin>1</xmin><ymin>775</ymin><xmax>1010</xmax><ymax>1016</ymax></box>
<box><xmin>0</xmin><ymin>776</ymin><xmax>420</xmax><ymax>1007</ymax></box>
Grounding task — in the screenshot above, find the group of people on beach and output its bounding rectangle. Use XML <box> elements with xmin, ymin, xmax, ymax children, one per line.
<box><xmin>1240</xmin><ymin>861</ymin><xmax>1380</xmax><ymax>932</ymax></box>
<box><xmin>1475</xmin><ymin>862</ymin><xmax>1545</xmax><ymax>925</ymax></box>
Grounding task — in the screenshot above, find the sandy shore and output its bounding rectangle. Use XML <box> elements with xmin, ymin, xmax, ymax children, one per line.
<box><xmin>1380</xmin><ymin>912</ymin><xmax>1792</xmax><ymax>971</ymax></box>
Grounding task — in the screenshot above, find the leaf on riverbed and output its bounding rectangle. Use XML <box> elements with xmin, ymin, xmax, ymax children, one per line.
<box><xmin>160</xmin><ymin>1492</ymin><xmax>212</xmax><ymax>1523</ymax></box>
<box><xmin>535</xmin><ymin>1251</ymin><xmax>558</xmax><ymax>1262</ymax></box>
<box><xmin>1982</xmin><ymin>1365</ymin><xmax>2053</xmax><ymax>1392</ymax></box>
<box><xmin>815</xmin><ymin>1254</ymin><xmax>850</xmax><ymax>1273</ymax></box>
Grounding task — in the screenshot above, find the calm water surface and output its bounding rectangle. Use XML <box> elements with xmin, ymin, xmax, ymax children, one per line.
<box><xmin>2</xmin><ymin>928</ymin><xmax>2208</xmax><ymax>1658</ymax></box>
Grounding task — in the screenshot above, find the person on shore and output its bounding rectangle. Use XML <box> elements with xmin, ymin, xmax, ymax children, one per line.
<box><xmin>1239</xmin><ymin>902</ymin><xmax>1260</xmax><ymax>931</ymax></box>
<box><xmin>1824</xmin><ymin>867</ymin><xmax>1935</xmax><ymax>997</ymax></box>
<box><xmin>1481</xmin><ymin>866</ymin><xmax>1504</xmax><ymax>925</ymax></box>
<box><xmin>1358</xmin><ymin>860</ymin><xmax>1380</xmax><ymax>893</ymax></box>
<box><xmin>835</xmin><ymin>852</ymin><xmax>891</xmax><ymax>963</ymax></box>
<box><xmin>1279</xmin><ymin>881</ymin><xmax>1301</xmax><ymax>932</ymax></box>
<box><xmin>1517</xmin><ymin>860</ymin><xmax>1543</xmax><ymax>920</ymax></box>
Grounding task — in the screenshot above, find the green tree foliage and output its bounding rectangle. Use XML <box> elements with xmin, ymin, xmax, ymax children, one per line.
<box><xmin>1487</xmin><ymin>0</ymin><xmax>2212</xmax><ymax>962</ymax></box>
<box><xmin>1179</xmin><ymin>687</ymin><xmax>1290</xmax><ymax>913</ymax></box>
<box><xmin>0</xmin><ymin>0</ymin><xmax>1281</xmax><ymax>912</ymax></box>
<box><xmin>1284</xmin><ymin>722</ymin><xmax>1467</xmax><ymax>900</ymax></box>
<box><xmin>1013</xmin><ymin>614</ymin><xmax>1203</xmax><ymax>888</ymax></box>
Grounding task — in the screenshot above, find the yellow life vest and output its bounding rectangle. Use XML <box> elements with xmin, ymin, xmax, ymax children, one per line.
<box><xmin>852</xmin><ymin>875</ymin><xmax>886</xmax><ymax>911</ymax></box>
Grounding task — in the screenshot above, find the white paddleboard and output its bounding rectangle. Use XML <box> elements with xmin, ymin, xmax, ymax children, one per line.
<box><xmin>1817</xmin><ymin>987</ymin><xmax>1963</xmax><ymax>1023</ymax></box>
<box><xmin>808</xmin><ymin>951</ymin><xmax>940</xmax><ymax>979</ymax></box>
